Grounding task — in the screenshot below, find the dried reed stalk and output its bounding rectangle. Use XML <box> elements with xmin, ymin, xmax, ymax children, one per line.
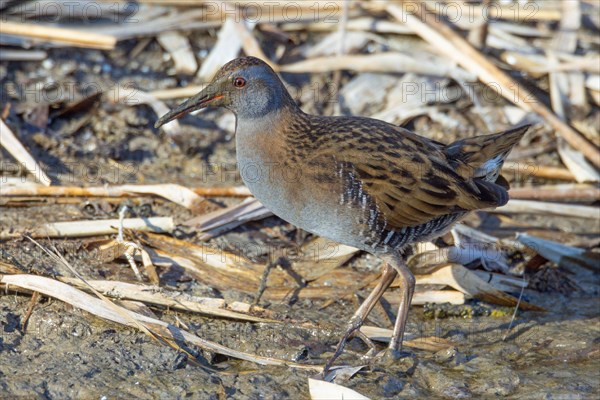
<box><xmin>0</xmin><ymin>21</ymin><xmax>117</xmax><ymax>49</ymax></box>
<box><xmin>1</xmin><ymin>184</ymin><xmax>251</xmax><ymax>198</ymax></box>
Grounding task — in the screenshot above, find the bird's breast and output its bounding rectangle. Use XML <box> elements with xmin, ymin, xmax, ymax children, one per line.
<box><xmin>235</xmin><ymin>123</ymin><xmax>355</xmax><ymax>240</ymax></box>
<box><xmin>235</xmin><ymin>122</ymin><xmax>305</xmax><ymax>216</ymax></box>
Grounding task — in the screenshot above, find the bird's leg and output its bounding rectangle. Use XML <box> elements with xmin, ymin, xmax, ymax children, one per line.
<box><xmin>253</xmin><ymin>256</ymin><xmax>304</xmax><ymax>305</ymax></box>
<box><xmin>385</xmin><ymin>254</ymin><xmax>416</xmax><ymax>352</ymax></box>
<box><xmin>253</xmin><ymin>256</ymin><xmax>284</xmax><ymax>305</ymax></box>
<box><xmin>322</xmin><ymin>264</ymin><xmax>398</xmax><ymax>375</ymax></box>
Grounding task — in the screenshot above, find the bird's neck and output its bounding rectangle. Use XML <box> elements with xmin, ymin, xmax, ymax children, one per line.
<box><xmin>235</xmin><ymin>94</ymin><xmax>304</xmax><ymax>137</ymax></box>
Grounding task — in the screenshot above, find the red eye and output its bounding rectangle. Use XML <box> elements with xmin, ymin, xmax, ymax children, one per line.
<box><xmin>233</xmin><ymin>77</ymin><xmax>246</xmax><ymax>88</ymax></box>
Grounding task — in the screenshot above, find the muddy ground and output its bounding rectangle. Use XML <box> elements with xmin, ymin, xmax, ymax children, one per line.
<box><xmin>1</xmin><ymin>34</ymin><xmax>600</xmax><ymax>399</ymax></box>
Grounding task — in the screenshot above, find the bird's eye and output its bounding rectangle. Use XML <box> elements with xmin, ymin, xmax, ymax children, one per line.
<box><xmin>233</xmin><ymin>77</ymin><xmax>246</xmax><ymax>88</ymax></box>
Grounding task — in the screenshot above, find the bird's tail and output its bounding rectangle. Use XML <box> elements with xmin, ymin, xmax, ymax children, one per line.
<box><xmin>445</xmin><ymin>125</ymin><xmax>530</xmax><ymax>186</ymax></box>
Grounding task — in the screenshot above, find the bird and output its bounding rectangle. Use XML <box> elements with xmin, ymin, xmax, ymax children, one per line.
<box><xmin>155</xmin><ymin>56</ymin><xmax>529</xmax><ymax>373</ymax></box>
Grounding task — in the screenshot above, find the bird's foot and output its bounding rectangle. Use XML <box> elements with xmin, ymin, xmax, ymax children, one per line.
<box><xmin>321</xmin><ymin>316</ymin><xmax>365</xmax><ymax>377</ymax></box>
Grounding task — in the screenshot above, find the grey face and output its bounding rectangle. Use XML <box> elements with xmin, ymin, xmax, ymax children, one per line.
<box><xmin>226</xmin><ymin>66</ymin><xmax>290</xmax><ymax>119</ymax></box>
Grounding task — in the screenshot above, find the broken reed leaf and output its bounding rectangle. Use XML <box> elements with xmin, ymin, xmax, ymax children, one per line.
<box><xmin>0</xmin><ymin>119</ymin><xmax>51</xmax><ymax>186</ymax></box>
<box><xmin>471</xmin><ymin>270</ymin><xmax>528</xmax><ymax>293</ymax></box>
<box><xmin>341</xmin><ymin>72</ymin><xmax>398</xmax><ymax>116</ymax></box>
<box><xmin>367</xmin><ymin>74</ymin><xmax>457</xmax><ymax>125</ymax></box>
<box><xmin>184</xmin><ymin>197</ymin><xmax>271</xmax><ymax>239</ymax></box>
<box><xmin>261</xmin><ymin>285</ymin><xmax>359</xmax><ymax>302</ymax></box>
<box><xmin>198</xmin><ymin>18</ymin><xmax>247</xmax><ymax>81</ymax></box>
<box><xmin>58</xmin><ymin>277</ymin><xmax>279</xmax><ymax>323</ymax></box>
<box><xmin>117</xmin><ymin>299</ymin><xmax>157</xmax><ymax>318</ymax></box>
<box><xmin>516</xmin><ymin>233</ymin><xmax>600</xmax><ymax>272</ymax></box>
<box><xmin>408</xmin><ymin>226</ymin><xmax>509</xmax><ymax>275</ymax></box>
<box><xmin>308</xmin><ymin>378</ymin><xmax>370</xmax><ymax>400</ymax></box>
<box><xmin>189</xmin><ymin>186</ymin><xmax>252</xmax><ymax>197</ymax></box>
<box><xmin>321</xmin><ymin>365</ymin><xmax>366</xmax><ymax>385</ymax></box>
<box><xmin>452</xmin><ymin>225</ymin><xmax>515</xmax><ymax>274</ymax></box>
<box><xmin>408</xmin><ymin>246</ymin><xmax>509</xmax><ymax>275</ymax></box>
<box><xmin>407</xmin><ymin>264</ymin><xmax>543</xmax><ymax>311</ymax></box>
<box><xmin>451</xmin><ymin>224</ymin><xmax>501</xmax><ymax>246</ymax></box>
<box><xmin>310</xmin><ymin>268</ymin><xmax>380</xmax><ymax>290</ymax></box>
<box><xmin>585</xmin><ymin>75</ymin><xmax>600</xmax><ymax>107</ymax></box>
<box><xmin>484</xmin><ymin>216</ymin><xmax>600</xmax><ymax>249</ymax></box>
<box><xmin>143</xmin><ymin>243</ymin><xmax>361</xmax><ymax>302</ymax></box>
<box><xmin>557</xmin><ymin>139</ymin><xmax>600</xmax><ymax>183</ymax></box>
<box><xmin>156</xmin><ymin>31</ymin><xmax>198</xmax><ymax>75</ymax></box>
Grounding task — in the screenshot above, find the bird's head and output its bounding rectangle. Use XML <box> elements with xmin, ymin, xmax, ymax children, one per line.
<box><xmin>155</xmin><ymin>56</ymin><xmax>295</xmax><ymax>128</ymax></box>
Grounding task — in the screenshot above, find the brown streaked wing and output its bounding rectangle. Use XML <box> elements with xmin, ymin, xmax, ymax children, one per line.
<box><xmin>335</xmin><ymin>144</ymin><xmax>505</xmax><ymax>231</ymax></box>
